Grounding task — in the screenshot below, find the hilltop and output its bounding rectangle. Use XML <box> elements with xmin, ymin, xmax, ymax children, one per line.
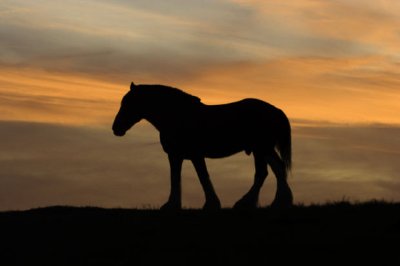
<box><xmin>1</xmin><ymin>201</ymin><xmax>399</xmax><ymax>265</ymax></box>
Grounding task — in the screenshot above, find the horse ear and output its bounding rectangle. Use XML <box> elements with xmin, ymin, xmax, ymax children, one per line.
<box><xmin>130</xmin><ymin>82</ymin><xmax>135</xmax><ymax>90</ymax></box>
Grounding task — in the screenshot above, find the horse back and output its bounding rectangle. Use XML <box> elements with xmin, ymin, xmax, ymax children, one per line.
<box><xmin>204</xmin><ymin>98</ymin><xmax>283</xmax><ymax>129</ymax></box>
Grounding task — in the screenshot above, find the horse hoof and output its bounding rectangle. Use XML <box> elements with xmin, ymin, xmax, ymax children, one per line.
<box><xmin>160</xmin><ymin>201</ymin><xmax>181</xmax><ymax>211</ymax></box>
<box><xmin>233</xmin><ymin>199</ymin><xmax>258</xmax><ymax>210</ymax></box>
<box><xmin>270</xmin><ymin>199</ymin><xmax>293</xmax><ymax>209</ymax></box>
<box><xmin>202</xmin><ymin>200</ymin><xmax>221</xmax><ymax>211</ymax></box>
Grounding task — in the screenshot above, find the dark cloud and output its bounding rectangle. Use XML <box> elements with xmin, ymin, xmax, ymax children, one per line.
<box><xmin>0</xmin><ymin>121</ymin><xmax>168</xmax><ymax>209</ymax></box>
<box><xmin>0</xmin><ymin>121</ymin><xmax>399</xmax><ymax>210</ymax></box>
<box><xmin>292</xmin><ymin>125</ymin><xmax>400</xmax><ymax>203</ymax></box>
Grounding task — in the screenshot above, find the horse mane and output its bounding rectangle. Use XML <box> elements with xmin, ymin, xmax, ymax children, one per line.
<box><xmin>138</xmin><ymin>84</ymin><xmax>202</xmax><ymax>105</ymax></box>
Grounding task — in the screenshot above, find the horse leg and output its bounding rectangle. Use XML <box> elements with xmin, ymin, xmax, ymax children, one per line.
<box><xmin>160</xmin><ymin>154</ymin><xmax>183</xmax><ymax>210</ymax></box>
<box><xmin>234</xmin><ymin>152</ymin><xmax>268</xmax><ymax>210</ymax></box>
<box><xmin>191</xmin><ymin>157</ymin><xmax>221</xmax><ymax>210</ymax></box>
<box><xmin>268</xmin><ymin>150</ymin><xmax>293</xmax><ymax>208</ymax></box>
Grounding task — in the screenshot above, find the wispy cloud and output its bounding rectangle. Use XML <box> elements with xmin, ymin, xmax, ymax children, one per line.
<box><xmin>231</xmin><ymin>0</ymin><xmax>400</xmax><ymax>53</ymax></box>
<box><xmin>0</xmin><ymin>68</ymin><xmax>120</xmax><ymax>124</ymax></box>
<box><xmin>184</xmin><ymin>56</ymin><xmax>400</xmax><ymax>124</ymax></box>
<box><xmin>1</xmin><ymin>0</ymin><xmax>399</xmax><ymax>124</ymax></box>
<box><xmin>0</xmin><ymin>0</ymin><xmax>262</xmax><ymax>81</ymax></box>
<box><xmin>4</xmin><ymin>0</ymin><xmax>397</xmax><ymax>82</ymax></box>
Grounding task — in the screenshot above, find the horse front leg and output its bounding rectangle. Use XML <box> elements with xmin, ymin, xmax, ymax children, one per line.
<box><xmin>161</xmin><ymin>154</ymin><xmax>183</xmax><ymax>210</ymax></box>
<box><xmin>191</xmin><ymin>157</ymin><xmax>221</xmax><ymax>210</ymax></box>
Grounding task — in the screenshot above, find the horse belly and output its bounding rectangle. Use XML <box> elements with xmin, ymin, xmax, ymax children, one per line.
<box><xmin>161</xmin><ymin>131</ymin><xmax>245</xmax><ymax>158</ymax></box>
<box><xmin>203</xmin><ymin>143</ymin><xmax>244</xmax><ymax>158</ymax></box>
<box><xmin>200</xmin><ymin>122</ymin><xmax>275</xmax><ymax>158</ymax></box>
<box><xmin>199</xmin><ymin>131</ymin><xmax>248</xmax><ymax>158</ymax></box>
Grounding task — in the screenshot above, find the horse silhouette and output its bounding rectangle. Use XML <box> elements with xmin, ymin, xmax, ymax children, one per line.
<box><xmin>112</xmin><ymin>82</ymin><xmax>293</xmax><ymax>210</ymax></box>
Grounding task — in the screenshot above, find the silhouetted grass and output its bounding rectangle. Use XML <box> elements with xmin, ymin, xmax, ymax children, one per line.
<box><xmin>1</xmin><ymin>201</ymin><xmax>399</xmax><ymax>265</ymax></box>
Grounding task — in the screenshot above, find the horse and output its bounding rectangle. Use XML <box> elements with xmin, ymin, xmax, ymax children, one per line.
<box><xmin>112</xmin><ymin>82</ymin><xmax>293</xmax><ymax>210</ymax></box>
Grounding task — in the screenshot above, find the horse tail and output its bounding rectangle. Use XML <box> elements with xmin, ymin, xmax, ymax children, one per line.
<box><xmin>276</xmin><ymin>110</ymin><xmax>292</xmax><ymax>172</ymax></box>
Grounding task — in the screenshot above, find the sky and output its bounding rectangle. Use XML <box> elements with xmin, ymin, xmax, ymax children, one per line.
<box><xmin>0</xmin><ymin>0</ymin><xmax>399</xmax><ymax>210</ymax></box>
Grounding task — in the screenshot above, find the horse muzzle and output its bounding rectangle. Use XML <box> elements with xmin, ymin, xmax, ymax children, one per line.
<box><xmin>113</xmin><ymin>129</ymin><xmax>126</xmax><ymax>137</ymax></box>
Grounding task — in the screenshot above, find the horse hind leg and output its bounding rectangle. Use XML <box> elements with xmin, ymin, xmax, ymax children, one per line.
<box><xmin>267</xmin><ymin>150</ymin><xmax>293</xmax><ymax>208</ymax></box>
<box><xmin>234</xmin><ymin>152</ymin><xmax>268</xmax><ymax>210</ymax></box>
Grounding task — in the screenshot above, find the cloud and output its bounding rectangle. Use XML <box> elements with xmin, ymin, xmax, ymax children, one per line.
<box><xmin>1</xmin><ymin>53</ymin><xmax>399</xmax><ymax>127</ymax></box>
<box><xmin>183</xmin><ymin>56</ymin><xmax>400</xmax><ymax>124</ymax></box>
<box><xmin>292</xmin><ymin>124</ymin><xmax>400</xmax><ymax>203</ymax></box>
<box><xmin>1</xmin><ymin>0</ymin><xmax>399</xmax><ymax>126</ymax></box>
<box><xmin>0</xmin><ymin>68</ymin><xmax>121</xmax><ymax>124</ymax></box>
<box><xmin>0</xmin><ymin>121</ymin><xmax>399</xmax><ymax>210</ymax></box>
<box><xmin>0</xmin><ymin>0</ymin><xmax>263</xmax><ymax>82</ymax></box>
<box><xmin>0</xmin><ymin>121</ymin><xmax>167</xmax><ymax>210</ymax></box>
<box><xmin>231</xmin><ymin>0</ymin><xmax>400</xmax><ymax>53</ymax></box>
<box><xmin>3</xmin><ymin>0</ymin><xmax>397</xmax><ymax>85</ymax></box>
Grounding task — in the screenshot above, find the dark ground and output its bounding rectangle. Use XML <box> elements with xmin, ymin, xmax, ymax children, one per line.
<box><xmin>1</xmin><ymin>201</ymin><xmax>400</xmax><ymax>265</ymax></box>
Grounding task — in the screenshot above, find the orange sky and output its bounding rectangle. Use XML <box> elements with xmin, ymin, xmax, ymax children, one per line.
<box><xmin>1</xmin><ymin>0</ymin><xmax>399</xmax><ymax>126</ymax></box>
<box><xmin>0</xmin><ymin>55</ymin><xmax>399</xmax><ymax>126</ymax></box>
<box><xmin>1</xmin><ymin>0</ymin><xmax>399</xmax><ymax>209</ymax></box>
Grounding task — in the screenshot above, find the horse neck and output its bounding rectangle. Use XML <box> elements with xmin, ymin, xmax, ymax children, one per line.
<box><xmin>142</xmin><ymin>103</ymin><xmax>183</xmax><ymax>132</ymax></box>
<box><xmin>143</xmin><ymin>101</ymin><xmax>200</xmax><ymax>132</ymax></box>
<box><xmin>143</xmin><ymin>111</ymin><xmax>168</xmax><ymax>132</ymax></box>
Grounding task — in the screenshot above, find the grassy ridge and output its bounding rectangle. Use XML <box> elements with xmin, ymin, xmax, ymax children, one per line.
<box><xmin>2</xmin><ymin>201</ymin><xmax>400</xmax><ymax>265</ymax></box>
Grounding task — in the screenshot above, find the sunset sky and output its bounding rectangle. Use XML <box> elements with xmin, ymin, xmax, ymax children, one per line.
<box><xmin>1</xmin><ymin>0</ymin><xmax>399</xmax><ymax>210</ymax></box>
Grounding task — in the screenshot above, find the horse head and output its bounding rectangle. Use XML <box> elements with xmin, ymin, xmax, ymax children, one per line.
<box><xmin>112</xmin><ymin>82</ymin><xmax>143</xmax><ymax>136</ymax></box>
